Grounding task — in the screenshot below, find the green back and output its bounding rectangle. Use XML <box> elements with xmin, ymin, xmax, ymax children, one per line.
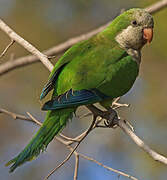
<box><xmin>43</xmin><ymin>9</ymin><xmax>139</xmax><ymax>99</ymax></box>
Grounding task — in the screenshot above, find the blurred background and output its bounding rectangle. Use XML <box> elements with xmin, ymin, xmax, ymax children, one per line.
<box><xmin>0</xmin><ymin>0</ymin><xmax>167</xmax><ymax>179</ymax></box>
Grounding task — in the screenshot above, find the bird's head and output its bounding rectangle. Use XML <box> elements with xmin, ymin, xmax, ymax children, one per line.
<box><xmin>111</xmin><ymin>8</ymin><xmax>154</xmax><ymax>50</ymax></box>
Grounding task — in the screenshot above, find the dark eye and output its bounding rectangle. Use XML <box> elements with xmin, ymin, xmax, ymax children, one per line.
<box><xmin>132</xmin><ymin>20</ymin><xmax>137</xmax><ymax>26</ymax></box>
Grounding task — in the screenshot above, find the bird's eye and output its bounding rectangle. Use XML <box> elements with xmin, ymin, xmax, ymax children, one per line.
<box><xmin>132</xmin><ymin>20</ymin><xmax>137</xmax><ymax>26</ymax></box>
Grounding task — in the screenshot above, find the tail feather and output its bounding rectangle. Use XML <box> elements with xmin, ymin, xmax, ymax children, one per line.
<box><xmin>6</xmin><ymin>108</ymin><xmax>74</xmax><ymax>172</ymax></box>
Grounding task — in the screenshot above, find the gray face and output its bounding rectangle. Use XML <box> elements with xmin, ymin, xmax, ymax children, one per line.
<box><xmin>116</xmin><ymin>9</ymin><xmax>154</xmax><ymax>50</ymax></box>
<box><xmin>133</xmin><ymin>9</ymin><xmax>154</xmax><ymax>29</ymax></box>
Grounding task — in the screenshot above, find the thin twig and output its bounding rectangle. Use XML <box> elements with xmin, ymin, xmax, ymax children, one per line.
<box><xmin>0</xmin><ymin>0</ymin><xmax>167</xmax><ymax>76</ymax></box>
<box><xmin>0</xmin><ymin>22</ymin><xmax>109</xmax><ymax>76</ymax></box>
<box><xmin>0</xmin><ymin>109</ymin><xmax>141</xmax><ymax>180</ymax></box>
<box><xmin>0</xmin><ymin>108</ymin><xmax>35</xmax><ymax>124</ymax></box>
<box><xmin>0</xmin><ymin>19</ymin><xmax>53</xmax><ymax>72</ymax></box>
<box><xmin>56</xmin><ymin>133</ymin><xmax>137</xmax><ymax>180</ymax></box>
<box><xmin>2</xmin><ymin>106</ymin><xmax>167</xmax><ymax>167</ymax></box>
<box><xmin>74</xmin><ymin>153</ymin><xmax>79</xmax><ymax>180</ymax></box>
<box><xmin>59</xmin><ymin>133</ymin><xmax>79</xmax><ymax>142</ymax></box>
<box><xmin>44</xmin><ymin>115</ymin><xmax>97</xmax><ymax>180</ymax></box>
<box><xmin>2</xmin><ymin>108</ymin><xmax>166</xmax><ymax>179</ymax></box>
<box><xmin>0</xmin><ymin>40</ymin><xmax>15</xmax><ymax>59</ymax></box>
<box><xmin>59</xmin><ymin>130</ymin><xmax>89</xmax><ymax>146</ymax></box>
<box><xmin>87</xmin><ymin>105</ymin><xmax>167</xmax><ymax>165</ymax></box>
<box><xmin>118</xmin><ymin>119</ymin><xmax>167</xmax><ymax>165</ymax></box>
<box><xmin>79</xmin><ymin>153</ymin><xmax>138</xmax><ymax>180</ymax></box>
<box><xmin>0</xmin><ymin>2</ymin><xmax>167</xmax><ymax>177</ymax></box>
<box><xmin>26</xmin><ymin>112</ymin><xmax>42</xmax><ymax>126</ymax></box>
<box><xmin>67</xmin><ymin>130</ymin><xmax>89</xmax><ymax>145</ymax></box>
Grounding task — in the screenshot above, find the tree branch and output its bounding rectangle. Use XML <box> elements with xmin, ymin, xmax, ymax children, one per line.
<box><xmin>1</xmin><ymin>107</ymin><xmax>138</xmax><ymax>180</ymax></box>
<box><xmin>1</xmin><ymin>0</ymin><xmax>167</xmax><ymax>179</ymax></box>
<box><xmin>56</xmin><ymin>134</ymin><xmax>138</xmax><ymax>180</ymax></box>
<box><xmin>2</xmin><ymin>103</ymin><xmax>167</xmax><ymax>178</ymax></box>
<box><xmin>78</xmin><ymin>153</ymin><xmax>137</xmax><ymax>180</ymax></box>
<box><xmin>87</xmin><ymin>105</ymin><xmax>167</xmax><ymax>165</ymax></box>
<box><xmin>0</xmin><ymin>19</ymin><xmax>53</xmax><ymax>72</ymax></box>
<box><xmin>2</xmin><ymin>101</ymin><xmax>167</xmax><ymax>167</ymax></box>
<box><xmin>0</xmin><ymin>108</ymin><xmax>36</xmax><ymax>124</ymax></box>
<box><xmin>145</xmin><ymin>0</ymin><xmax>167</xmax><ymax>14</ymax></box>
<box><xmin>0</xmin><ymin>23</ymin><xmax>109</xmax><ymax>75</ymax></box>
<box><xmin>0</xmin><ymin>0</ymin><xmax>167</xmax><ymax>76</ymax></box>
<box><xmin>118</xmin><ymin>119</ymin><xmax>167</xmax><ymax>165</ymax></box>
<box><xmin>44</xmin><ymin>115</ymin><xmax>97</xmax><ymax>180</ymax></box>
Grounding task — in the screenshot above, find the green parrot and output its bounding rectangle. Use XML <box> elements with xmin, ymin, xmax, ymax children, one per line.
<box><xmin>6</xmin><ymin>8</ymin><xmax>154</xmax><ymax>172</ymax></box>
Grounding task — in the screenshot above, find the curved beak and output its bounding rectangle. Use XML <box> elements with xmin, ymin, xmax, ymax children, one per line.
<box><xmin>143</xmin><ymin>28</ymin><xmax>153</xmax><ymax>44</ymax></box>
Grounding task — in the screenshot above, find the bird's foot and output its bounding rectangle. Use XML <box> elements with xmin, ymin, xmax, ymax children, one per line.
<box><xmin>112</xmin><ymin>102</ymin><xmax>130</xmax><ymax>109</ymax></box>
<box><xmin>103</xmin><ymin>108</ymin><xmax>119</xmax><ymax>128</ymax></box>
<box><xmin>111</xmin><ymin>98</ymin><xmax>130</xmax><ymax>109</ymax></box>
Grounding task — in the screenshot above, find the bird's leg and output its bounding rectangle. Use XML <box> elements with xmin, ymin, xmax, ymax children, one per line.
<box><xmin>101</xmin><ymin>108</ymin><xmax>134</xmax><ymax>131</ymax></box>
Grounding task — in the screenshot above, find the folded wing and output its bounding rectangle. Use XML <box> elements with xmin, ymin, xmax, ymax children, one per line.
<box><xmin>42</xmin><ymin>89</ymin><xmax>109</xmax><ymax>110</ymax></box>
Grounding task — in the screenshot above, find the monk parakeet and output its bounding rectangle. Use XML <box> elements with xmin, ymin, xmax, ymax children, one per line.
<box><xmin>6</xmin><ymin>8</ymin><xmax>154</xmax><ymax>172</ymax></box>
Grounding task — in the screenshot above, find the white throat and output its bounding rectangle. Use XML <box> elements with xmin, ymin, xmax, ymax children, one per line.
<box><xmin>115</xmin><ymin>25</ymin><xmax>142</xmax><ymax>66</ymax></box>
<box><xmin>126</xmin><ymin>49</ymin><xmax>141</xmax><ymax>66</ymax></box>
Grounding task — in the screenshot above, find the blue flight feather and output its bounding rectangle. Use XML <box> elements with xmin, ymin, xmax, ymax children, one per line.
<box><xmin>42</xmin><ymin>89</ymin><xmax>109</xmax><ymax>110</ymax></box>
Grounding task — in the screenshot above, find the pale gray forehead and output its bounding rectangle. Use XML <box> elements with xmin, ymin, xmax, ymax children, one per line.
<box><xmin>133</xmin><ymin>9</ymin><xmax>154</xmax><ymax>28</ymax></box>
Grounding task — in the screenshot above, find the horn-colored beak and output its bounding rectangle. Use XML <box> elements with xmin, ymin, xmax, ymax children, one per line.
<box><xmin>143</xmin><ymin>28</ymin><xmax>153</xmax><ymax>44</ymax></box>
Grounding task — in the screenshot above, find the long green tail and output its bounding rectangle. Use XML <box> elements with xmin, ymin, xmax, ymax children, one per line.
<box><xmin>6</xmin><ymin>108</ymin><xmax>74</xmax><ymax>172</ymax></box>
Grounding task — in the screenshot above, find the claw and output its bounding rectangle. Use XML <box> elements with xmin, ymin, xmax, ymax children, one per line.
<box><xmin>104</xmin><ymin>120</ymin><xmax>109</xmax><ymax>127</ymax></box>
<box><xmin>111</xmin><ymin>97</ymin><xmax>130</xmax><ymax>109</ymax></box>
<box><xmin>104</xmin><ymin>119</ymin><xmax>118</xmax><ymax>128</ymax></box>
<box><xmin>112</xmin><ymin>102</ymin><xmax>130</xmax><ymax>109</ymax></box>
<box><xmin>103</xmin><ymin>108</ymin><xmax>119</xmax><ymax>128</ymax></box>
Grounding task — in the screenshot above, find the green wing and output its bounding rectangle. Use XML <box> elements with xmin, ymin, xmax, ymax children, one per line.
<box><xmin>40</xmin><ymin>39</ymin><xmax>92</xmax><ymax>99</ymax></box>
<box><xmin>40</xmin><ymin>36</ymin><xmax>128</xmax><ymax>100</ymax></box>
